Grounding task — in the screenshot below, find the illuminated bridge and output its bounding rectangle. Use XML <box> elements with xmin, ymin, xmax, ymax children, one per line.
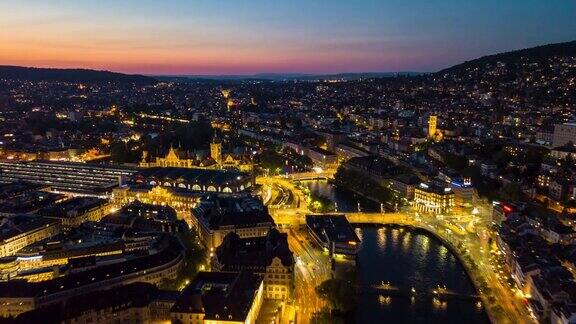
<box><xmin>287</xmin><ymin>170</ymin><xmax>336</xmax><ymax>181</ymax></box>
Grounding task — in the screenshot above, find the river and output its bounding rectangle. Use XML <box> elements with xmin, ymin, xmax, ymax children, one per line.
<box><xmin>302</xmin><ymin>180</ymin><xmax>489</xmax><ymax>323</ymax></box>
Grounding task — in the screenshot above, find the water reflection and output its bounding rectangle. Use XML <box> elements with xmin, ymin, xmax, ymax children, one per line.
<box><xmin>355</xmin><ymin>227</ymin><xmax>364</xmax><ymax>241</ymax></box>
<box><xmin>356</xmin><ymin>227</ymin><xmax>489</xmax><ymax>323</ymax></box>
<box><xmin>378</xmin><ymin>295</ymin><xmax>392</xmax><ymax>306</ymax></box>
<box><xmin>377</xmin><ymin>227</ymin><xmax>386</xmax><ymax>248</ymax></box>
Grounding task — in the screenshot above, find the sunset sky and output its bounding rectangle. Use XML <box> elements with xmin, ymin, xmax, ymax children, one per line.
<box><xmin>1</xmin><ymin>0</ymin><xmax>575</xmax><ymax>75</ymax></box>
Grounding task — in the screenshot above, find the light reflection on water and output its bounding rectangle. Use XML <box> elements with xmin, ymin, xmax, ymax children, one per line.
<box><xmin>356</xmin><ymin>226</ymin><xmax>489</xmax><ymax>323</ymax></box>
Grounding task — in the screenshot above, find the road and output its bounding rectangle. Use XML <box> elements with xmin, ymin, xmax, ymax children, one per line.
<box><xmin>285</xmin><ymin>228</ymin><xmax>331</xmax><ymax>323</ymax></box>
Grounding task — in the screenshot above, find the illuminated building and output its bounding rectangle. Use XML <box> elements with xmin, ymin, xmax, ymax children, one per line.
<box><xmin>413</xmin><ymin>183</ymin><xmax>454</xmax><ymax>214</ymax></box>
<box><xmin>438</xmin><ymin>170</ymin><xmax>477</xmax><ymax>208</ymax></box>
<box><xmin>191</xmin><ymin>195</ymin><xmax>275</xmax><ymax>250</ymax></box>
<box><xmin>306</xmin><ymin>147</ymin><xmax>338</xmax><ymax>169</ymax></box>
<box><xmin>387</xmin><ymin>174</ymin><xmax>421</xmax><ymax>200</ymax></box>
<box><xmin>210</xmin><ymin>134</ymin><xmax>223</xmax><ymax>165</ymax></box>
<box><xmin>428</xmin><ymin>115</ymin><xmax>437</xmax><ymax>138</ymax></box>
<box><xmin>0</xmin><ymin>216</ymin><xmax>61</xmax><ymax>258</ymax></box>
<box><xmin>552</xmin><ymin>123</ymin><xmax>576</xmax><ymax>147</ymax></box>
<box><xmin>140</xmin><ymin>135</ymin><xmax>253</xmax><ymax>172</ymax></box>
<box><xmin>170</xmin><ymin>271</ymin><xmax>264</xmax><ymax>324</ymax></box>
<box><xmin>113</xmin><ymin>185</ymin><xmax>198</xmax><ymax>212</ymax></box>
<box><xmin>491</xmin><ymin>201</ymin><xmax>517</xmax><ymax>224</ymax></box>
<box><xmin>38</xmin><ymin>197</ymin><xmax>113</xmax><ymax>228</ymax></box>
<box><xmin>0</xmin><ymin>238</ymin><xmax>125</xmax><ymax>282</ymax></box>
<box><xmin>212</xmin><ymin>229</ymin><xmax>295</xmax><ymax>300</ymax></box>
<box><xmin>537</xmin><ymin>173</ymin><xmax>551</xmax><ymax>188</ymax></box>
<box><xmin>130</xmin><ymin>167</ymin><xmax>254</xmax><ymax>194</ymax></box>
<box><xmin>550</xmin><ymin>143</ymin><xmax>576</xmax><ymax>161</ymax></box>
<box><xmin>0</xmin><ymin>237</ymin><xmax>184</xmax><ymax>317</ymax></box>
<box><xmin>428</xmin><ymin>115</ymin><xmax>443</xmax><ymax>142</ymax></box>
<box><xmin>306</xmin><ymin>214</ymin><xmax>360</xmax><ymax>256</ymax></box>
<box><xmin>0</xmin><ymin>161</ymin><xmax>136</xmax><ymax>195</ymax></box>
<box><xmin>226</xmin><ymin>98</ymin><xmax>236</xmax><ymax>110</ymax></box>
<box><xmin>221</xmin><ymin>89</ymin><xmax>231</xmax><ymax>99</ymax></box>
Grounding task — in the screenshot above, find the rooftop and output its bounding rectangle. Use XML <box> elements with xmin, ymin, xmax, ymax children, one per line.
<box><xmin>306</xmin><ymin>214</ymin><xmax>360</xmax><ymax>245</ymax></box>
<box><xmin>171</xmin><ymin>271</ymin><xmax>263</xmax><ymax>322</ymax></box>
<box><xmin>215</xmin><ymin>228</ymin><xmax>294</xmax><ymax>269</ymax></box>
<box><xmin>134</xmin><ymin>167</ymin><xmax>251</xmax><ymax>187</ymax></box>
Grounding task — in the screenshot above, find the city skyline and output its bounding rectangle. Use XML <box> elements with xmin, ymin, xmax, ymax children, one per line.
<box><xmin>1</xmin><ymin>0</ymin><xmax>575</xmax><ymax>75</ymax></box>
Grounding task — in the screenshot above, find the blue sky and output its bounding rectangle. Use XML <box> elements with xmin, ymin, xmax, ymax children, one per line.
<box><xmin>0</xmin><ymin>0</ymin><xmax>574</xmax><ymax>74</ymax></box>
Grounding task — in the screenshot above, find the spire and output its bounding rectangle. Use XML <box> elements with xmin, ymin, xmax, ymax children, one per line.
<box><xmin>212</xmin><ymin>130</ymin><xmax>221</xmax><ymax>144</ymax></box>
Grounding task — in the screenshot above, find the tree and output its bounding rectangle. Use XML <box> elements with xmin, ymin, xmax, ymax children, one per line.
<box><xmin>334</xmin><ymin>167</ymin><xmax>393</xmax><ymax>203</ymax></box>
<box><xmin>258</xmin><ymin>149</ymin><xmax>285</xmax><ymax>174</ymax></box>
<box><xmin>498</xmin><ymin>182</ymin><xmax>522</xmax><ymax>202</ymax></box>
<box><xmin>311</xmin><ymin>308</ymin><xmax>344</xmax><ymax>324</ymax></box>
<box><xmin>315</xmin><ymin>278</ymin><xmax>357</xmax><ymax>312</ymax></box>
<box><xmin>110</xmin><ymin>141</ymin><xmax>131</xmax><ymax>163</ymax></box>
<box><xmin>309</xmin><ymin>193</ymin><xmax>335</xmax><ymax>213</ymax></box>
<box><xmin>158</xmin><ymin>226</ymin><xmax>206</xmax><ymax>291</ymax></box>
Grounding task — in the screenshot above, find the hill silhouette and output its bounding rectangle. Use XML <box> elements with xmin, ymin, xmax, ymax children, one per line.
<box><xmin>0</xmin><ymin>65</ymin><xmax>156</xmax><ymax>84</ymax></box>
<box><xmin>438</xmin><ymin>40</ymin><xmax>576</xmax><ymax>75</ymax></box>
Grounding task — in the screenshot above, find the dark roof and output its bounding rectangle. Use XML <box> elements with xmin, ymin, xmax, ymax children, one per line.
<box><xmin>193</xmin><ymin>195</ymin><xmax>275</xmax><ymax>230</ymax></box>
<box><xmin>345</xmin><ymin>156</ymin><xmax>396</xmax><ymax>177</ymax></box>
<box><xmin>171</xmin><ymin>271</ymin><xmax>263</xmax><ymax>322</ymax></box>
<box><xmin>306</xmin><ymin>214</ymin><xmax>360</xmax><ymax>244</ymax></box>
<box><xmin>135</xmin><ymin>167</ymin><xmax>250</xmax><ymax>186</ymax></box>
<box><xmin>215</xmin><ymin>229</ymin><xmax>294</xmax><ymax>269</ymax></box>
<box><xmin>0</xmin><ymin>216</ymin><xmax>59</xmax><ymax>242</ymax></box>
<box><xmin>0</xmin><ymin>181</ymin><xmax>46</xmax><ymax>201</ymax></box>
<box><xmin>552</xmin><ymin>144</ymin><xmax>576</xmax><ymax>153</ymax></box>
<box><xmin>39</xmin><ymin>197</ymin><xmax>107</xmax><ymax>218</ymax></box>
<box><xmin>14</xmin><ymin>282</ymin><xmax>164</xmax><ymax>323</ymax></box>
<box><xmin>309</xmin><ymin>146</ymin><xmax>336</xmax><ymax>156</ymax></box>
<box><xmin>392</xmin><ymin>173</ymin><xmax>421</xmax><ymax>185</ymax></box>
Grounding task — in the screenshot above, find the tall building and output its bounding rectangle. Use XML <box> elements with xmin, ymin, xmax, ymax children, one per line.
<box><xmin>428</xmin><ymin>115</ymin><xmax>437</xmax><ymax>139</ymax></box>
<box><xmin>553</xmin><ymin>123</ymin><xmax>576</xmax><ymax>147</ymax></box>
<box><xmin>210</xmin><ymin>133</ymin><xmax>222</xmax><ymax>165</ymax></box>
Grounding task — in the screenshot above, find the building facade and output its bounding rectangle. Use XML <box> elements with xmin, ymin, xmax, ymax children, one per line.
<box><xmin>553</xmin><ymin>123</ymin><xmax>576</xmax><ymax>147</ymax></box>
<box><xmin>212</xmin><ymin>229</ymin><xmax>295</xmax><ymax>300</ymax></box>
<box><xmin>190</xmin><ymin>195</ymin><xmax>275</xmax><ymax>250</ymax></box>
<box><xmin>413</xmin><ymin>183</ymin><xmax>454</xmax><ymax>214</ymax></box>
<box><xmin>0</xmin><ymin>217</ymin><xmax>61</xmax><ymax>258</ymax></box>
<box><xmin>140</xmin><ymin>136</ymin><xmax>253</xmax><ymax>172</ymax></box>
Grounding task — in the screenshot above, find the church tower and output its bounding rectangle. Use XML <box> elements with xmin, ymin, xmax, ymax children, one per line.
<box><xmin>428</xmin><ymin>115</ymin><xmax>437</xmax><ymax>139</ymax></box>
<box><xmin>210</xmin><ymin>132</ymin><xmax>222</xmax><ymax>165</ymax></box>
